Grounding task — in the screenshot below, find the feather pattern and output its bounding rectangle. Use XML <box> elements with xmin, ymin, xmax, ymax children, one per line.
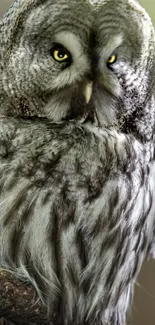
<box><xmin>0</xmin><ymin>117</ymin><xmax>155</xmax><ymax>324</ymax></box>
<box><xmin>0</xmin><ymin>0</ymin><xmax>155</xmax><ymax>324</ymax></box>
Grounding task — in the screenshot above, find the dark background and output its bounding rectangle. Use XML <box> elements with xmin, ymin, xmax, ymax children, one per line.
<box><xmin>1</xmin><ymin>1</ymin><xmax>155</xmax><ymax>324</ymax></box>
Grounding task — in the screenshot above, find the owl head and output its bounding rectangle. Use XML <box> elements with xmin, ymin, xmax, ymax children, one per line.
<box><xmin>0</xmin><ymin>0</ymin><xmax>93</xmax><ymax>121</ymax></box>
<box><xmin>90</xmin><ymin>0</ymin><xmax>155</xmax><ymax>141</ymax></box>
<box><xmin>1</xmin><ymin>0</ymin><xmax>155</xmax><ymax>141</ymax></box>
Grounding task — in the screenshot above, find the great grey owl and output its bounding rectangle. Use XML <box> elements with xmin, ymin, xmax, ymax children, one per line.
<box><xmin>0</xmin><ymin>0</ymin><xmax>155</xmax><ymax>325</ymax></box>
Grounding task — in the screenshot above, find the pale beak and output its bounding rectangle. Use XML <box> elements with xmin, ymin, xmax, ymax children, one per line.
<box><xmin>83</xmin><ymin>81</ymin><xmax>93</xmax><ymax>104</ymax></box>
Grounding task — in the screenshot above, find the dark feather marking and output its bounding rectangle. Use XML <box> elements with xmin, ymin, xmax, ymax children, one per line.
<box><xmin>140</xmin><ymin>167</ymin><xmax>145</xmax><ymax>187</ymax></box>
<box><xmin>58</xmin><ymin>181</ymin><xmax>76</xmax><ymax>228</ymax></box>
<box><xmin>133</xmin><ymin>231</ymin><xmax>142</xmax><ymax>253</ymax></box>
<box><xmin>42</xmin><ymin>190</ymin><xmax>52</xmax><ymax>205</ymax></box>
<box><xmin>140</xmin><ymin>231</ymin><xmax>148</xmax><ymax>253</ymax></box>
<box><xmin>85</xmin><ymin>167</ymin><xmax>109</xmax><ymax>204</ymax></box>
<box><xmin>109</xmin><ymin>186</ymin><xmax>119</xmax><ymax>208</ymax></box>
<box><xmin>66</xmin><ymin>261</ymin><xmax>79</xmax><ymax>288</ymax></box>
<box><xmin>75</xmin><ymin>158</ymin><xmax>82</xmax><ymax>175</ymax></box>
<box><xmin>132</xmin><ymin>254</ymin><xmax>140</xmax><ymax>279</ymax></box>
<box><xmin>4</xmin><ymin>184</ymin><xmax>33</xmax><ymax>226</ymax></box>
<box><xmin>75</xmin><ymin>229</ymin><xmax>88</xmax><ymax>272</ymax></box>
<box><xmin>50</xmin><ymin>203</ymin><xmax>60</xmax><ymax>283</ymax></box>
<box><xmin>119</xmin><ymin>242</ymin><xmax>130</xmax><ymax>268</ymax></box>
<box><xmin>125</xmin><ymin>196</ymin><xmax>138</xmax><ymax>221</ymax></box>
<box><xmin>105</xmin><ymin>226</ymin><xmax>131</xmax><ymax>294</ymax></box>
<box><xmin>135</xmin><ymin>189</ymin><xmax>152</xmax><ymax>233</ymax></box>
<box><xmin>11</xmin><ymin>195</ymin><xmax>37</xmax><ymax>263</ymax></box>
<box><xmin>89</xmin><ymin>213</ymin><xmax>107</xmax><ymax>239</ymax></box>
<box><xmin>114</xmin><ymin>273</ymin><xmax>133</xmax><ymax>308</ymax></box>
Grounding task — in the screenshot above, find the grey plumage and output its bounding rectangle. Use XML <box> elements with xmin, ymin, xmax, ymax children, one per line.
<box><xmin>1</xmin><ymin>116</ymin><xmax>154</xmax><ymax>325</ymax></box>
<box><xmin>0</xmin><ymin>1</ymin><xmax>155</xmax><ymax>325</ymax></box>
<box><xmin>0</xmin><ymin>0</ymin><xmax>93</xmax><ymax>120</ymax></box>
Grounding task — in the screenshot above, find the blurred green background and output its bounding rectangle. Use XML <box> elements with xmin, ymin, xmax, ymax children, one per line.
<box><xmin>1</xmin><ymin>1</ymin><xmax>155</xmax><ymax>325</ymax></box>
<box><xmin>140</xmin><ymin>0</ymin><xmax>155</xmax><ymax>24</ymax></box>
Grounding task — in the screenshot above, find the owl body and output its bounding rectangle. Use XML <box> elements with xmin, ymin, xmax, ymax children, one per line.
<box><xmin>0</xmin><ymin>0</ymin><xmax>155</xmax><ymax>324</ymax></box>
<box><xmin>0</xmin><ymin>116</ymin><xmax>155</xmax><ymax>324</ymax></box>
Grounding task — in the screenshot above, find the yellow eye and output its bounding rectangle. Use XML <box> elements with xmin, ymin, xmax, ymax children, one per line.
<box><xmin>50</xmin><ymin>44</ymin><xmax>72</xmax><ymax>64</ymax></box>
<box><xmin>53</xmin><ymin>49</ymin><xmax>69</xmax><ymax>62</ymax></box>
<box><xmin>107</xmin><ymin>54</ymin><xmax>117</xmax><ymax>65</ymax></box>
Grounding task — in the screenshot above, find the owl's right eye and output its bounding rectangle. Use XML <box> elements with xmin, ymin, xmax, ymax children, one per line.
<box><xmin>50</xmin><ymin>44</ymin><xmax>72</xmax><ymax>66</ymax></box>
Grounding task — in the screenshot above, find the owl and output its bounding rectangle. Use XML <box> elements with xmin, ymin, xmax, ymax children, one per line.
<box><xmin>0</xmin><ymin>1</ymin><xmax>155</xmax><ymax>325</ymax></box>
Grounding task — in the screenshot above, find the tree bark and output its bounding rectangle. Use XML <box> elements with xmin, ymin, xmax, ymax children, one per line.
<box><xmin>0</xmin><ymin>269</ymin><xmax>56</xmax><ymax>325</ymax></box>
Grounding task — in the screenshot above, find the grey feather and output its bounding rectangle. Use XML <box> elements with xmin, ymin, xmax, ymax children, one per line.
<box><xmin>0</xmin><ymin>0</ymin><xmax>155</xmax><ymax>324</ymax></box>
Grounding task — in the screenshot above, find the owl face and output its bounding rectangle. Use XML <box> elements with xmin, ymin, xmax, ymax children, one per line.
<box><xmin>0</xmin><ymin>0</ymin><xmax>93</xmax><ymax>120</ymax></box>
<box><xmin>1</xmin><ymin>0</ymin><xmax>155</xmax><ymax>136</ymax></box>
<box><xmin>90</xmin><ymin>0</ymin><xmax>155</xmax><ymax>139</ymax></box>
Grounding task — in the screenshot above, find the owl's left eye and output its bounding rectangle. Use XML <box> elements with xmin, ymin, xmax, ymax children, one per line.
<box><xmin>107</xmin><ymin>54</ymin><xmax>117</xmax><ymax>67</ymax></box>
<box><xmin>50</xmin><ymin>44</ymin><xmax>72</xmax><ymax>65</ymax></box>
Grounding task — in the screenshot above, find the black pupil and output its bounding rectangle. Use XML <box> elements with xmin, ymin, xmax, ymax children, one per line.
<box><xmin>58</xmin><ymin>49</ymin><xmax>66</xmax><ymax>59</ymax></box>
